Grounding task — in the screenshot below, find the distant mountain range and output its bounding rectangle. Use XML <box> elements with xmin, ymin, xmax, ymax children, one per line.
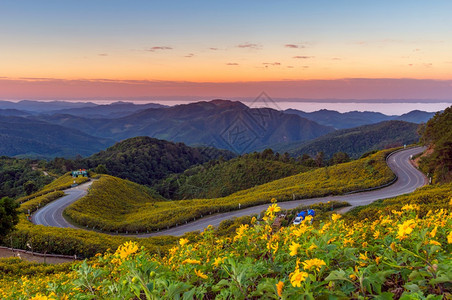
<box><xmin>29</xmin><ymin>100</ymin><xmax>335</xmax><ymax>154</ymax></box>
<box><xmin>285</xmin><ymin>108</ymin><xmax>436</xmax><ymax>129</ymax></box>
<box><xmin>0</xmin><ymin>116</ymin><xmax>114</xmax><ymax>158</ymax></box>
<box><xmin>0</xmin><ymin>99</ymin><xmax>439</xmax><ymax>158</ymax></box>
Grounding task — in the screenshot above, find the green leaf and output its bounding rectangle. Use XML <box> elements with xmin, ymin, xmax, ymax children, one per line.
<box><xmin>325</xmin><ymin>269</ymin><xmax>349</xmax><ymax>282</ymax></box>
<box><xmin>373</xmin><ymin>292</ymin><xmax>394</xmax><ymax>300</ymax></box>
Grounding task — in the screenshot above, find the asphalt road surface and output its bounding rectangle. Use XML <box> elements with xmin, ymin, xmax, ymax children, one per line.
<box><xmin>32</xmin><ymin>147</ymin><xmax>427</xmax><ymax>237</ymax></box>
<box><xmin>32</xmin><ymin>181</ymin><xmax>93</xmax><ymax>228</ymax></box>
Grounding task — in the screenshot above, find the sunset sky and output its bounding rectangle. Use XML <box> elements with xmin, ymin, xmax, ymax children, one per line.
<box><xmin>1</xmin><ymin>0</ymin><xmax>452</xmax><ymax>104</ymax></box>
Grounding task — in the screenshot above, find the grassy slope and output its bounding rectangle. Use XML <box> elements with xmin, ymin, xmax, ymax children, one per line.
<box><xmin>65</xmin><ymin>175</ymin><xmax>163</xmax><ymax>228</ymax></box>
<box><xmin>156</xmin><ymin>155</ymin><xmax>312</xmax><ymax>199</ymax></box>
<box><xmin>66</xmin><ymin>149</ymin><xmax>395</xmax><ymax>232</ymax></box>
<box><xmin>16</xmin><ymin>173</ymin><xmax>88</xmax><ymax>204</ymax></box>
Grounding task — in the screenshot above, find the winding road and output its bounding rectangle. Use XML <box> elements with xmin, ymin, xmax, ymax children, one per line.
<box><xmin>32</xmin><ymin>147</ymin><xmax>427</xmax><ymax>237</ymax></box>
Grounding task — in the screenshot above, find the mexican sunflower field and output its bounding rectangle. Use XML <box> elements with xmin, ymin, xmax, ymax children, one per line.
<box><xmin>1</xmin><ymin>202</ymin><xmax>451</xmax><ymax>299</ymax></box>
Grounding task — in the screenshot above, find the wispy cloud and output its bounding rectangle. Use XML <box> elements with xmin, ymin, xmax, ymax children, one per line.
<box><xmin>146</xmin><ymin>46</ymin><xmax>173</xmax><ymax>52</ymax></box>
<box><xmin>263</xmin><ymin>62</ymin><xmax>281</xmax><ymax>66</ymax></box>
<box><xmin>226</xmin><ymin>63</ymin><xmax>239</xmax><ymax>66</ymax></box>
<box><xmin>184</xmin><ymin>53</ymin><xmax>195</xmax><ymax>58</ymax></box>
<box><xmin>284</xmin><ymin>44</ymin><xmax>305</xmax><ymax>49</ymax></box>
<box><xmin>98</xmin><ymin>53</ymin><xmax>108</xmax><ymax>57</ymax></box>
<box><xmin>209</xmin><ymin>47</ymin><xmax>218</xmax><ymax>51</ymax></box>
<box><xmin>237</xmin><ymin>43</ymin><xmax>261</xmax><ymax>50</ymax></box>
<box><xmin>293</xmin><ymin>56</ymin><xmax>313</xmax><ymax>59</ymax></box>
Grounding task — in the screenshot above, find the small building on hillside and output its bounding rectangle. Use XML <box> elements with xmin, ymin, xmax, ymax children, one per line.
<box><xmin>72</xmin><ymin>169</ymin><xmax>88</xmax><ymax>177</ymax></box>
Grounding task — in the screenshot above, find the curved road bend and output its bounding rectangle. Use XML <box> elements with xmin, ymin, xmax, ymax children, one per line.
<box><xmin>32</xmin><ymin>147</ymin><xmax>427</xmax><ymax>236</ymax></box>
<box><xmin>32</xmin><ymin>181</ymin><xmax>94</xmax><ymax>228</ymax></box>
<box><xmin>148</xmin><ymin>146</ymin><xmax>427</xmax><ymax>236</ymax></box>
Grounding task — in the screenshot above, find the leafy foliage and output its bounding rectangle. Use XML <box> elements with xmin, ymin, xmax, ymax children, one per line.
<box><xmin>0</xmin><ymin>197</ymin><xmax>19</xmax><ymax>239</ymax></box>
<box><xmin>0</xmin><ymin>157</ymin><xmax>52</xmax><ymax>199</ymax></box>
<box><xmin>1</xmin><ymin>201</ymin><xmax>450</xmax><ymax>299</ymax></box>
<box><xmin>420</xmin><ymin>106</ymin><xmax>452</xmax><ymax>183</ymax></box>
<box><xmin>156</xmin><ymin>151</ymin><xmax>313</xmax><ymax>199</ymax></box>
<box><xmin>64</xmin><ymin>149</ymin><xmax>395</xmax><ymax>233</ymax></box>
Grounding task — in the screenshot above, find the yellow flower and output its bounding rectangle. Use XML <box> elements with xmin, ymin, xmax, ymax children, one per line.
<box><xmin>289</xmin><ymin>242</ymin><xmax>301</xmax><ymax>256</ymax></box>
<box><xmin>30</xmin><ymin>295</ymin><xmax>49</xmax><ymax>300</ymax></box>
<box><xmin>271</xmin><ymin>198</ymin><xmax>278</xmax><ymax>203</ymax></box>
<box><xmin>251</xmin><ymin>216</ymin><xmax>257</xmax><ymax>224</ymax></box>
<box><xmin>213</xmin><ymin>257</ymin><xmax>226</xmax><ymax>267</ymax></box>
<box><xmin>359</xmin><ymin>251</ymin><xmax>369</xmax><ymax>266</ymax></box>
<box><xmin>375</xmin><ymin>256</ymin><xmax>382</xmax><ymax>265</ymax></box>
<box><xmin>290</xmin><ymin>269</ymin><xmax>309</xmax><ymax>287</ymax></box>
<box><xmin>390</xmin><ymin>242</ymin><xmax>397</xmax><ymax>251</ymax></box>
<box><xmin>293</xmin><ymin>225</ymin><xmax>308</xmax><ymax>237</ymax></box>
<box><xmin>343</xmin><ymin>237</ymin><xmax>354</xmax><ymax>247</ymax></box>
<box><xmin>397</xmin><ymin>219</ymin><xmax>416</xmax><ymax>240</ymax></box>
<box><xmin>373</xmin><ymin>230</ymin><xmax>380</xmax><ymax>239</ymax></box>
<box><xmin>276</xmin><ymin>281</ymin><xmax>284</xmax><ymax>297</ymax></box>
<box><xmin>331</xmin><ymin>213</ymin><xmax>341</xmax><ymax>222</ymax></box>
<box><xmin>429</xmin><ymin>240</ymin><xmax>441</xmax><ymax>246</ymax></box>
<box><xmin>234</xmin><ymin>224</ymin><xmax>249</xmax><ymax>241</ymax></box>
<box><xmin>307</xmin><ymin>243</ymin><xmax>317</xmax><ymax>252</ymax></box>
<box><xmin>362</xmin><ymin>241</ymin><xmax>368</xmax><ymax>248</ymax></box>
<box><xmin>401</xmin><ymin>204</ymin><xmax>420</xmax><ymax>211</ymax></box>
<box><xmin>429</xmin><ymin>226</ymin><xmax>438</xmax><ymax>238</ymax></box>
<box><xmin>448</xmin><ymin>231</ymin><xmax>452</xmax><ymax>244</ymax></box>
<box><xmin>349</xmin><ymin>274</ymin><xmax>357</xmax><ymax>281</ymax></box>
<box><xmin>194</xmin><ymin>269</ymin><xmax>208</xmax><ymax>279</ymax></box>
<box><xmin>266</xmin><ymin>203</ymin><xmax>281</xmax><ymax>216</ymax></box>
<box><xmin>392</xmin><ymin>210</ymin><xmax>403</xmax><ymax>216</ymax></box>
<box><xmin>116</xmin><ymin>241</ymin><xmax>139</xmax><ymax>260</ymax></box>
<box><xmin>182</xmin><ymin>258</ymin><xmax>201</xmax><ymax>264</ymax></box>
<box><xmin>304</xmin><ymin>215</ymin><xmax>313</xmax><ymax>223</ymax></box>
<box><xmin>179</xmin><ymin>238</ymin><xmax>189</xmax><ymax>247</ymax></box>
<box><xmin>302</xmin><ymin>258</ymin><xmax>326</xmax><ymax>272</ymax></box>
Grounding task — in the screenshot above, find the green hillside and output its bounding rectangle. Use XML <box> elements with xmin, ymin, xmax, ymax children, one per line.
<box><xmin>65</xmin><ymin>149</ymin><xmax>395</xmax><ymax>232</ymax></box>
<box><xmin>156</xmin><ymin>150</ymin><xmax>313</xmax><ymax>199</ymax></box>
<box><xmin>420</xmin><ymin>106</ymin><xmax>452</xmax><ymax>183</ymax></box>
<box><xmin>277</xmin><ymin>120</ymin><xmax>420</xmax><ymax>159</ymax></box>
<box><xmin>65</xmin><ymin>175</ymin><xmax>163</xmax><ymax>230</ymax></box>
<box><xmin>47</xmin><ymin>136</ymin><xmax>235</xmax><ymax>187</ymax></box>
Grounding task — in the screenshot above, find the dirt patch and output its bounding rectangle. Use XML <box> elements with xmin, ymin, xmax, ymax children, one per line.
<box><xmin>413</xmin><ymin>146</ymin><xmax>433</xmax><ymax>168</ymax></box>
<box><xmin>0</xmin><ymin>248</ymin><xmax>76</xmax><ymax>264</ymax></box>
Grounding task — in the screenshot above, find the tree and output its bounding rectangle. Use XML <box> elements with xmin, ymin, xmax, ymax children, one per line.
<box><xmin>0</xmin><ymin>197</ymin><xmax>19</xmax><ymax>240</ymax></box>
<box><xmin>329</xmin><ymin>152</ymin><xmax>350</xmax><ymax>165</ymax></box>
<box><xmin>23</xmin><ymin>180</ymin><xmax>37</xmax><ymax>195</ymax></box>
<box><xmin>95</xmin><ymin>164</ymin><xmax>108</xmax><ymax>174</ymax></box>
<box><xmin>315</xmin><ymin>152</ymin><xmax>325</xmax><ymax>167</ymax></box>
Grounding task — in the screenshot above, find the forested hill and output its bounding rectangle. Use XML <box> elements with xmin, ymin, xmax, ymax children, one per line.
<box><xmin>419</xmin><ymin>106</ymin><xmax>452</xmax><ymax>183</ymax></box>
<box><xmin>47</xmin><ymin>136</ymin><xmax>235</xmax><ymax>187</ymax></box>
<box><xmin>277</xmin><ymin>120</ymin><xmax>420</xmax><ymax>159</ymax></box>
<box><xmin>155</xmin><ymin>150</ymin><xmax>314</xmax><ymax>200</ymax></box>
